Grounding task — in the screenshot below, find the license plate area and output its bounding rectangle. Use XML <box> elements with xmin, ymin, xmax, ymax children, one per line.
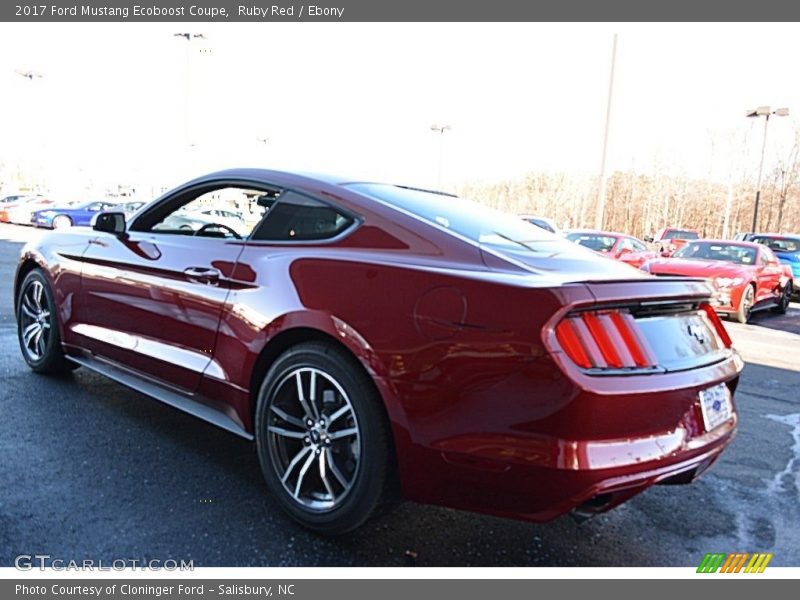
<box><xmin>699</xmin><ymin>383</ymin><xmax>733</xmax><ymax>432</ymax></box>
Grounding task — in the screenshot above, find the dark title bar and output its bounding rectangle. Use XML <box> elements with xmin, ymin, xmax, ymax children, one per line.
<box><xmin>3</xmin><ymin>0</ymin><xmax>800</xmax><ymax>22</ymax></box>
<box><xmin>2</xmin><ymin>579</ymin><xmax>795</xmax><ymax>599</ymax></box>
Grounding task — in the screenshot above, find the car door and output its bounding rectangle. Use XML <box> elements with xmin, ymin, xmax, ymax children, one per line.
<box><xmin>73</xmin><ymin>183</ymin><xmax>263</xmax><ymax>392</ymax></box>
<box><xmin>755</xmin><ymin>247</ymin><xmax>783</xmax><ymax>304</ymax></box>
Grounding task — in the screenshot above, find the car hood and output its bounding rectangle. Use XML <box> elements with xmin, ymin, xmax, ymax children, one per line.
<box><xmin>645</xmin><ymin>258</ymin><xmax>750</xmax><ymax>277</ymax></box>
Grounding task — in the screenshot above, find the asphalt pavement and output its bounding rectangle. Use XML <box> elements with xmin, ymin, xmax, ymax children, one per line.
<box><xmin>0</xmin><ymin>222</ymin><xmax>798</xmax><ymax>567</ymax></box>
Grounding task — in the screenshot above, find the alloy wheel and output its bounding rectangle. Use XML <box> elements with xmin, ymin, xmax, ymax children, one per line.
<box><xmin>19</xmin><ymin>280</ymin><xmax>51</xmax><ymax>361</ymax></box>
<box><xmin>267</xmin><ymin>367</ymin><xmax>361</xmax><ymax>512</ymax></box>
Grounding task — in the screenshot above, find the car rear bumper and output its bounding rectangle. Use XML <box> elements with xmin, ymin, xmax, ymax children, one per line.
<box><xmin>399</xmin><ymin>353</ymin><xmax>741</xmax><ymax>523</ymax></box>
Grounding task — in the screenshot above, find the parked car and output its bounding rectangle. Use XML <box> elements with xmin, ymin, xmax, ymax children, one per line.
<box><xmin>649</xmin><ymin>227</ymin><xmax>700</xmax><ymax>256</ymax></box>
<box><xmin>734</xmin><ymin>233</ymin><xmax>800</xmax><ymax>298</ymax></box>
<box><xmin>159</xmin><ymin>207</ymin><xmax>245</xmax><ymax>236</ymax></box>
<box><xmin>641</xmin><ymin>240</ymin><xmax>793</xmax><ymax>323</ymax></box>
<box><xmin>519</xmin><ymin>214</ymin><xmax>559</xmax><ymax>234</ymax></box>
<box><xmin>1</xmin><ymin>195</ymin><xmax>42</xmax><ymax>223</ymax></box>
<box><xmin>15</xmin><ymin>168</ymin><xmax>741</xmax><ymax>533</ymax></box>
<box><xmin>7</xmin><ymin>196</ymin><xmax>57</xmax><ymax>225</ymax></box>
<box><xmin>32</xmin><ymin>200</ymin><xmax>120</xmax><ymax>229</ymax></box>
<box><xmin>565</xmin><ymin>229</ymin><xmax>658</xmax><ymax>268</ymax></box>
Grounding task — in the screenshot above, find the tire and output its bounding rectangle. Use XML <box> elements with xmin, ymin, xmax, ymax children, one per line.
<box><xmin>255</xmin><ymin>341</ymin><xmax>395</xmax><ymax>535</ymax></box>
<box><xmin>16</xmin><ymin>269</ymin><xmax>77</xmax><ymax>375</ymax></box>
<box><xmin>52</xmin><ymin>215</ymin><xmax>72</xmax><ymax>229</ymax></box>
<box><xmin>734</xmin><ymin>284</ymin><xmax>755</xmax><ymax>324</ymax></box>
<box><xmin>772</xmin><ymin>281</ymin><xmax>792</xmax><ymax>314</ymax></box>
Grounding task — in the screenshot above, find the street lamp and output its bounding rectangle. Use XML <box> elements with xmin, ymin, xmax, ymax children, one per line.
<box><xmin>746</xmin><ymin>105</ymin><xmax>789</xmax><ymax>232</ymax></box>
<box><xmin>173</xmin><ymin>33</ymin><xmax>207</xmax><ymax>147</ymax></box>
<box><xmin>430</xmin><ymin>124</ymin><xmax>451</xmax><ymax>190</ymax></box>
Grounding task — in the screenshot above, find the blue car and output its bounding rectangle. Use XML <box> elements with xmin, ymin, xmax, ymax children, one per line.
<box><xmin>32</xmin><ymin>201</ymin><xmax>119</xmax><ymax>229</ymax></box>
<box><xmin>747</xmin><ymin>233</ymin><xmax>800</xmax><ymax>297</ymax></box>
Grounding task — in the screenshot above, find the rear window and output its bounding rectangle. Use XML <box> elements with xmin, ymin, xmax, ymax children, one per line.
<box><xmin>566</xmin><ymin>233</ymin><xmax>617</xmax><ymax>252</ymax></box>
<box><xmin>665</xmin><ymin>229</ymin><xmax>699</xmax><ymax>240</ymax></box>
<box><xmin>347</xmin><ymin>183</ymin><xmax>577</xmax><ymax>254</ymax></box>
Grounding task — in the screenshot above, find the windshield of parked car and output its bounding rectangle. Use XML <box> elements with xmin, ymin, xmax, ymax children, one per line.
<box><xmin>565</xmin><ymin>232</ymin><xmax>618</xmax><ymax>252</ymax></box>
<box><xmin>673</xmin><ymin>242</ymin><xmax>757</xmax><ymax>265</ymax></box>
<box><xmin>665</xmin><ymin>229</ymin><xmax>699</xmax><ymax>240</ymax></box>
<box><xmin>347</xmin><ymin>183</ymin><xmax>581</xmax><ymax>254</ymax></box>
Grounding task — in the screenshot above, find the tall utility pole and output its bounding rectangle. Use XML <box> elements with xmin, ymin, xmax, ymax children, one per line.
<box><xmin>173</xmin><ymin>32</ymin><xmax>206</xmax><ymax>147</ymax></box>
<box><xmin>430</xmin><ymin>124</ymin><xmax>451</xmax><ymax>190</ymax></box>
<box><xmin>746</xmin><ymin>106</ymin><xmax>789</xmax><ymax>232</ymax></box>
<box><xmin>595</xmin><ymin>34</ymin><xmax>618</xmax><ymax>231</ymax></box>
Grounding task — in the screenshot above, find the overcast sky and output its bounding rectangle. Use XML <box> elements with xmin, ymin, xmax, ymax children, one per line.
<box><xmin>1</xmin><ymin>22</ymin><xmax>799</xmax><ymax>198</ymax></box>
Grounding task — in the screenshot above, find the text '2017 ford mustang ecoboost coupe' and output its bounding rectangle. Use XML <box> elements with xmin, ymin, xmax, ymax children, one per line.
<box><xmin>15</xmin><ymin>169</ymin><xmax>743</xmax><ymax>533</ymax></box>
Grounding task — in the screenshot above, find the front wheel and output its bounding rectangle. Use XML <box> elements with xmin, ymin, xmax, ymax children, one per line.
<box><xmin>734</xmin><ymin>285</ymin><xmax>755</xmax><ymax>324</ymax></box>
<box><xmin>16</xmin><ymin>269</ymin><xmax>76</xmax><ymax>374</ymax></box>
<box><xmin>255</xmin><ymin>342</ymin><xmax>395</xmax><ymax>534</ymax></box>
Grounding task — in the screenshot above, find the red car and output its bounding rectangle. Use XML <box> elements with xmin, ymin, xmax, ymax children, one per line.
<box><xmin>565</xmin><ymin>230</ymin><xmax>658</xmax><ymax>268</ymax></box>
<box><xmin>652</xmin><ymin>227</ymin><xmax>700</xmax><ymax>256</ymax></box>
<box><xmin>642</xmin><ymin>240</ymin><xmax>793</xmax><ymax>323</ymax></box>
<box><xmin>15</xmin><ymin>169</ymin><xmax>741</xmax><ymax>533</ymax></box>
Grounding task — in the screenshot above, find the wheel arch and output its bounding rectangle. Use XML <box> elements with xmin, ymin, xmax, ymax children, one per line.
<box><xmin>246</xmin><ymin>321</ymin><xmax>410</xmax><ymax>464</ymax></box>
<box><xmin>14</xmin><ymin>255</ymin><xmax>46</xmax><ymax>313</ymax></box>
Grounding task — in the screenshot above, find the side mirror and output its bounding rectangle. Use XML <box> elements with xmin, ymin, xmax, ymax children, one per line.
<box><xmin>618</xmin><ymin>247</ymin><xmax>632</xmax><ymax>256</ymax></box>
<box><xmin>93</xmin><ymin>211</ymin><xmax>126</xmax><ymax>235</ymax></box>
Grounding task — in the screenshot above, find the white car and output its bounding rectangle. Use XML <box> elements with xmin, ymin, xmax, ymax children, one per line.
<box><xmin>7</xmin><ymin>196</ymin><xmax>56</xmax><ymax>225</ymax></box>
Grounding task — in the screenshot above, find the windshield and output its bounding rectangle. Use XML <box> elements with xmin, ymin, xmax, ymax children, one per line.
<box><xmin>673</xmin><ymin>242</ymin><xmax>757</xmax><ymax>265</ymax></box>
<box><xmin>666</xmin><ymin>229</ymin><xmax>699</xmax><ymax>240</ymax></box>
<box><xmin>566</xmin><ymin>232</ymin><xmax>618</xmax><ymax>252</ymax></box>
<box><xmin>347</xmin><ymin>183</ymin><xmax>582</xmax><ymax>255</ymax></box>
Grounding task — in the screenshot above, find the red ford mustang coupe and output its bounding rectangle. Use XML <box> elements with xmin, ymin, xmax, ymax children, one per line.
<box><xmin>15</xmin><ymin>169</ymin><xmax>742</xmax><ymax>533</ymax></box>
<box><xmin>642</xmin><ymin>240</ymin><xmax>793</xmax><ymax>323</ymax></box>
<box><xmin>565</xmin><ymin>229</ymin><xmax>658</xmax><ymax>268</ymax></box>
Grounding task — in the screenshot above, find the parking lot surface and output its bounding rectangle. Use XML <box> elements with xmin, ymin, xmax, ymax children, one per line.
<box><xmin>0</xmin><ymin>222</ymin><xmax>798</xmax><ymax>567</ymax></box>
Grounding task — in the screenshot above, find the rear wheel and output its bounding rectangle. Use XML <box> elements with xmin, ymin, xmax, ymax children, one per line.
<box><xmin>52</xmin><ymin>215</ymin><xmax>72</xmax><ymax>229</ymax></box>
<box><xmin>255</xmin><ymin>342</ymin><xmax>394</xmax><ymax>534</ymax></box>
<box><xmin>734</xmin><ymin>285</ymin><xmax>755</xmax><ymax>323</ymax></box>
<box><xmin>772</xmin><ymin>281</ymin><xmax>792</xmax><ymax>314</ymax></box>
<box><xmin>16</xmin><ymin>269</ymin><xmax>76</xmax><ymax>374</ymax></box>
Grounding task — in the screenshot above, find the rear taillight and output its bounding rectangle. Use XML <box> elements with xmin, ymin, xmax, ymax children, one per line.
<box><xmin>700</xmin><ymin>303</ymin><xmax>733</xmax><ymax>348</ymax></box>
<box><xmin>555</xmin><ymin>309</ymin><xmax>657</xmax><ymax>370</ymax></box>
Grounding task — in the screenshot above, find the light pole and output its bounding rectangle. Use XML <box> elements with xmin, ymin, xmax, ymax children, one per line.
<box><xmin>430</xmin><ymin>124</ymin><xmax>451</xmax><ymax>190</ymax></box>
<box><xmin>173</xmin><ymin>33</ymin><xmax>206</xmax><ymax>147</ymax></box>
<box><xmin>746</xmin><ymin>106</ymin><xmax>789</xmax><ymax>232</ymax></box>
<box><xmin>14</xmin><ymin>68</ymin><xmax>45</xmax><ymax>191</ymax></box>
<box><xmin>595</xmin><ymin>33</ymin><xmax>618</xmax><ymax>231</ymax></box>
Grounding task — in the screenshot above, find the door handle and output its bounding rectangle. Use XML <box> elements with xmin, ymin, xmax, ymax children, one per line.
<box><xmin>184</xmin><ymin>267</ymin><xmax>221</xmax><ymax>285</ymax></box>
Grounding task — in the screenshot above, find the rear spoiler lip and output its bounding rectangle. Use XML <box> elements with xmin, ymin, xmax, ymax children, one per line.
<box><xmin>581</xmin><ymin>277</ymin><xmax>714</xmax><ymax>307</ymax></box>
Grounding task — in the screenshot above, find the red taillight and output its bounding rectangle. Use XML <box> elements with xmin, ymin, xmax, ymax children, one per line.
<box><xmin>700</xmin><ymin>303</ymin><xmax>733</xmax><ymax>348</ymax></box>
<box><xmin>555</xmin><ymin>309</ymin><xmax>657</xmax><ymax>370</ymax></box>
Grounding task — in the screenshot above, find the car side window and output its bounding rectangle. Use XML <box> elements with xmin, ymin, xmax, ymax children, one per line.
<box><xmin>630</xmin><ymin>239</ymin><xmax>647</xmax><ymax>252</ymax></box>
<box><xmin>760</xmin><ymin>247</ymin><xmax>776</xmax><ymax>265</ymax></box>
<box><xmin>146</xmin><ymin>186</ymin><xmax>270</xmax><ymax>239</ymax></box>
<box><xmin>250</xmin><ymin>191</ymin><xmax>355</xmax><ymax>242</ymax></box>
<box><xmin>86</xmin><ymin>202</ymin><xmax>103</xmax><ymax>211</ymax></box>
